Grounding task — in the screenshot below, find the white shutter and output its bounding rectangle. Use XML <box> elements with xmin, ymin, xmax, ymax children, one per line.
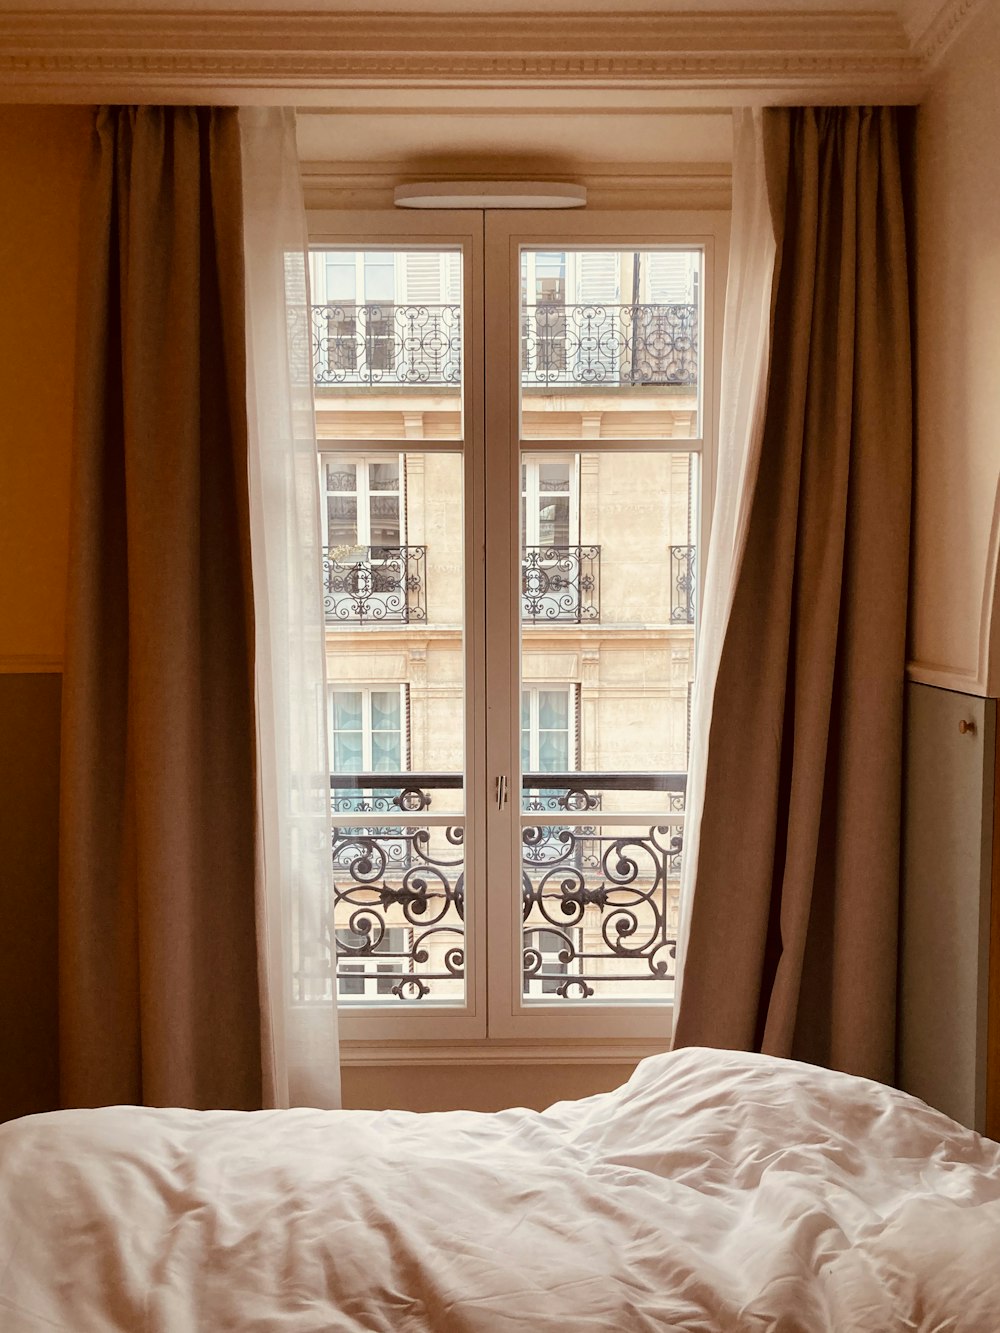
<box><xmin>647</xmin><ymin>252</ymin><xmax>695</xmax><ymax>303</ymax></box>
<box><xmin>443</xmin><ymin>252</ymin><xmax>462</xmax><ymax>303</ymax></box>
<box><xmin>576</xmin><ymin>251</ymin><xmax>619</xmax><ymax>303</ymax></box>
<box><xmin>402</xmin><ymin>251</ymin><xmax>445</xmax><ymax>304</ymax></box>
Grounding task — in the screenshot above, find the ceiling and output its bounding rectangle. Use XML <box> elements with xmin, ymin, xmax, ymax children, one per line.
<box><xmin>0</xmin><ymin>0</ymin><xmax>985</xmax><ymax>177</ymax></box>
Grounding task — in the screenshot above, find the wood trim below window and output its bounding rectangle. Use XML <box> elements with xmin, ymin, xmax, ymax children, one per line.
<box><xmin>987</xmin><ymin>712</ymin><xmax>1000</xmax><ymax>1141</ymax></box>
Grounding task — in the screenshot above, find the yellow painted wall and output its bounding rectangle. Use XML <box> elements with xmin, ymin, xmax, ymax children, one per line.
<box><xmin>0</xmin><ymin>106</ymin><xmax>91</xmax><ymax>669</ymax></box>
<box><xmin>910</xmin><ymin>8</ymin><xmax>1000</xmax><ymax>696</ymax></box>
<box><xmin>0</xmin><ymin>107</ymin><xmax>91</xmax><ymax>1120</ymax></box>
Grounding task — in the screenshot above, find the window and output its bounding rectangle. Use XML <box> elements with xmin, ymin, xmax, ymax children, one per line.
<box><xmin>322</xmin><ymin>456</ymin><xmax>403</xmax><ymax>548</ymax></box>
<box><xmin>329</xmin><ymin>686</ymin><xmax>406</xmax><ymax>809</ymax></box>
<box><xmin>306</xmin><ymin>209</ymin><xmax>719</xmax><ymax>1049</ymax></box>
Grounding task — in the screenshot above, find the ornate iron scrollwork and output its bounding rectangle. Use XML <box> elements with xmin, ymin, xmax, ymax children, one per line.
<box><xmin>323</xmin><ymin>545</ymin><xmax>427</xmax><ymax>624</ymax></box>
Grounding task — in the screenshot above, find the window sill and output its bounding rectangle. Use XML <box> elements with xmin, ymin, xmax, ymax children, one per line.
<box><xmin>339</xmin><ymin>1034</ymin><xmax>672</xmax><ymax>1067</ymax></box>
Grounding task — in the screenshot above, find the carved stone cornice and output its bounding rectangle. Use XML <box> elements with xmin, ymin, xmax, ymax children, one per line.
<box><xmin>908</xmin><ymin>0</ymin><xmax>988</xmax><ymax>66</ymax></box>
<box><xmin>0</xmin><ymin>9</ymin><xmax>927</xmax><ymax>103</ymax></box>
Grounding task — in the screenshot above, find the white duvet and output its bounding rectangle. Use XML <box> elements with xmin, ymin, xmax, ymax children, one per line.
<box><xmin>2</xmin><ymin>1047</ymin><xmax>1000</xmax><ymax>1332</ymax></box>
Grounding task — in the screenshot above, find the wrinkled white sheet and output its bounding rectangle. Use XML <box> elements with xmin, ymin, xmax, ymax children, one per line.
<box><xmin>2</xmin><ymin>1047</ymin><xmax>1000</xmax><ymax>1332</ymax></box>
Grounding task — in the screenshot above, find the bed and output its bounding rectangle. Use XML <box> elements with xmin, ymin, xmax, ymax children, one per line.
<box><xmin>2</xmin><ymin>1046</ymin><xmax>999</xmax><ymax>1331</ymax></box>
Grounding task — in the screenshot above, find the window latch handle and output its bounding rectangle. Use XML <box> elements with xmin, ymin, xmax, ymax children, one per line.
<box><xmin>495</xmin><ymin>775</ymin><xmax>508</xmax><ymax>810</ymax></box>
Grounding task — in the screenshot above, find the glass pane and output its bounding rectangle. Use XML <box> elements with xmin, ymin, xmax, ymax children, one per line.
<box><xmin>520</xmin><ymin>448</ymin><xmax>697</xmax><ymax>1006</ymax></box>
<box><xmin>369</xmin><ymin>461</ymin><xmax>399</xmax><ymax>491</ymax></box>
<box><xmin>364</xmin><ymin>252</ymin><xmax>395</xmax><ymax>302</ymax></box>
<box><xmin>371</xmin><ymin>732</ymin><xmax>401</xmax><ymax>771</ymax></box>
<box><xmin>371</xmin><ymin>690</ymin><xmax>400</xmax><ymax>730</ymax></box>
<box><xmin>326</xmin><ymin>497</ymin><xmax>357</xmax><ymax>547</ymax></box>
<box><xmin>310</xmin><ymin>247</ymin><xmax>462</xmax><ymax>441</ymax></box>
<box><xmin>538</xmin><ymin>498</ymin><xmax>569</xmax><ymax>547</ymax></box>
<box><xmin>520</xmin><ymin>248</ymin><xmax>701</xmax><ymax>442</ymax></box>
<box><xmin>537</xmin><ymin>730</ymin><xmax>568</xmax><ymax>771</ymax></box>
<box><xmin>325</xmin><ymin>258</ymin><xmax>355</xmax><ymax>301</ymax></box>
<box><xmin>370</xmin><ymin>496</ymin><xmax>400</xmax><ymax>547</ymax></box>
<box><xmin>332</xmin><ymin>690</ymin><xmax>363</xmax><ymax>730</ymax></box>
<box><xmin>538</xmin><ymin>689</ymin><xmax>568</xmax><ymax>730</ymax></box>
<box><xmin>320</xmin><ymin>450</ymin><xmax>466</xmax><ymax>1007</ymax></box>
<box><xmin>328</xmin><ymin>825</ymin><xmax>465</xmax><ymax>1002</ymax></box>
<box><xmin>333</xmin><ymin>733</ymin><xmax>362</xmax><ymax>772</ymax></box>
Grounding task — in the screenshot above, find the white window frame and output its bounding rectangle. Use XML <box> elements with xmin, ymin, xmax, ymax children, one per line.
<box><xmin>320</xmin><ymin>453</ymin><xmax>406</xmax><ymax>549</ymax></box>
<box><xmin>310</xmin><ymin>212</ymin><xmax>487</xmax><ymax>1049</ymax></box>
<box><xmin>328</xmin><ymin>684</ymin><xmax>407</xmax><ymax>775</ymax></box>
<box><xmin>308</xmin><ymin>207</ymin><xmax>725</xmax><ymax>1062</ymax></box>
<box><xmin>521</xmin><ymin>684</ymin><xmax>576</xmax><ymax>774</ymax></box>
<box><xmin>485</xmin><ymin>210</ymin><xmax>723</xmax><ymax>1047</ymax></box>
<box><xmin>521</xmin><ymin>455</ymin><xmax>579</xmax><ymax>548</ymax></box>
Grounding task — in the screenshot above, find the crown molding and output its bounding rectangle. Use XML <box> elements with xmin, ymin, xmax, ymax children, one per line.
<box><xmin>0</xmin><ymin>9</ymin><xmax>927</xmax><ymax>104</ymax></box>
<box><xmin>905</xmin><ymin>0</ymin><xmax>987</xmax><ymax>66</ymax></box>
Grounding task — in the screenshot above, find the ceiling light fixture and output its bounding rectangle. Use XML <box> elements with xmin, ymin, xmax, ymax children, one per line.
<box><xmin>394</xmin><ymin>182</ymin><xmax>587</xmax><ymax>209</ymax></box>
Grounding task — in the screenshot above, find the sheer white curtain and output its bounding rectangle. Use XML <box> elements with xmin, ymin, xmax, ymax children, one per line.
<box><xmin>674</xmin><ymin>109</ymin><xmax>782</xmax><ymax>1016</ymax></box>
<box><xmin>240</xmin><ymin>108</ymin><xmax>341</xmax><ymax>1108</ymax></box>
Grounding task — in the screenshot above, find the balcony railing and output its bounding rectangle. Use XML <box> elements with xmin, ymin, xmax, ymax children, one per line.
<box><xmin>323</xmin><ymin>545</ymin><xmax>426</xmax><ymax>624</ymax></box>
<box><xmin>309</xmin><ymin>302</ymin><xmax>698</xmax><ymax>390</ymax></box>
<box><xmin>670</xmin><ymin>544</ymin><xmax>696</xmax><ymax>624</ymax></box>
<box><xmin>305</xmin><ymin>770</ymin><xmax>686</xmax><ymax>1003</ymax></box>
<box><xmin>522</xmin><ymin>302</ymin><xmax>699</xmax><ymax>388</ymax></box>
<box><xmin>323</xmin><ymin>543</ymin><xmax>598</xmax><ymax>625</ymax></box>
<box><xmin>522</xmin><ymin>545</ymin><xmax>600</xmax><ymax>623</ymax></box>
<box><xmin>312</xmin><ymin>303</ymin><xmax>461</xmax><ymax>388</ymax></box>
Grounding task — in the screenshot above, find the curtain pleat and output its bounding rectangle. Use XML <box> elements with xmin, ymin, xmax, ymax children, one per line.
<box><xmin>673</xmin><ymin>107</ymin><xmax>912</xmax><ymax>1084</ymax></box>
<box><xmin>59</xmin><ymin>107</ymin><xmax>262</xmax><ymax>1109</ymax></box>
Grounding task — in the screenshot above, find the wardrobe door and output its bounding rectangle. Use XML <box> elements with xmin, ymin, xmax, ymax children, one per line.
<box><xmin>899</xmin><ymin>683</ymin><xmax>996</xmax><ymax>1132</ymax></box>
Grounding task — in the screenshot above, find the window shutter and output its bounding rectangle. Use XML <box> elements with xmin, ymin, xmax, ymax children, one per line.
<box><xmin>576</xmin><ymin>252</ymin><xmax>618</xmax><ymax>303</ymax></box>
<box><xmin>403</xmin><ymin>252</ymin><xmax>446</xmax><ymax>304</ymax></box>
<box><xmin>647</xmin><ymin>252</ymin><xmax>694</xmax><ymax>303</ymax></box>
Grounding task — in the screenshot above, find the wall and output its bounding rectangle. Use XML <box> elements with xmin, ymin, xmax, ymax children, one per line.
<box><xmin>909</xmin><ymin>3</ymin><xmax>1000</xmax><ymax>697</ymax></box>
<box><xmin>0</xmin><ymin>106</ymin><xmax>91</xmax><ymax>1120</ymax></box>
<box><xmin>898</xmin><ymin>684</ymin><xmax>994</xmax><ymax>1132</ymax></box>
<box><xmin>897</xmin><ymin>7</ymin><xmax>1000</xmax><ymax>1132</ymax></box>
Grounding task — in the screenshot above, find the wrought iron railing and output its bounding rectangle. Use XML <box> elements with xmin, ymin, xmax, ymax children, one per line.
<box><xmin>522</xmin><ymin>302</ymin><xmax>699</xmax><ymax>388</ymax></box>
<box><xmin>309</xmin><ymin>302</ymin><xmax>698</xmax><ymax>390</ymax></box>
<box><xmin>303</xmin><ymin>770</ymin><xmax>686</xmax><ymax>1003</ymax></box>
<box><xmin>323</xmin><ymin>545</ymin><xmax>426</xmax><ymax>624</ymax></box>
<box><xmin>670</xmin><ymin>544</ymin><xmax>696</xmax><ymax>624</ymax></box>
<box><xmin>312</xmin><ymin>303</ymin><xmax>462</xmax><ymax>388</ymax></box>
<box><xmin>522</xmin><ymin>545</ymin><xmax>600</xmax><ymax>623</ymax></box>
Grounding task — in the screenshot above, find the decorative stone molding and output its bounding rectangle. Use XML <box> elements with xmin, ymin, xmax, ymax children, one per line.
<box><xmin>905</xmin><ymin>0</ymin><xmax>988</xmax><ymax>65</ymax></box>
<box><xmin>0</xmin><ymin>9</ymin><xmax>928</xmax><ymax>103</ymax></box>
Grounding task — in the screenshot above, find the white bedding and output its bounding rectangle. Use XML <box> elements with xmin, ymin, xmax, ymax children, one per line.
<box><xmin>2</xmin><ymin>1047</ymin><xmax>1000</xmax><ymax>1332</ymax></box>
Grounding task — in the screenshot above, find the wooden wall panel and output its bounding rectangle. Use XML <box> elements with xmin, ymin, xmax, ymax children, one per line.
<box><xmin>0</xmin><ymin>673</ymin><xmax>61</xmax><ymax>1122</ymax></box>
<box><xmin>898</xmin><ymin>682</ymin><xmax>996</xmax><ymax>1132</ymax></box>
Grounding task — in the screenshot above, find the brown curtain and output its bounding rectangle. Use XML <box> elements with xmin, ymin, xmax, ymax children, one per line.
<box><xmin>59</xmin><ymin>107</ymin><xmax>262</xmax><ymax>1109</ymax></box>
<box><xmin>673</xmin><ymin>107</ymin><xmax>912</xmax><ymax>1084</ymax></box>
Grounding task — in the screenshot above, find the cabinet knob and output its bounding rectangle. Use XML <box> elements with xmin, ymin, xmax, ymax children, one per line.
<box><xmin>959</xmin><ymin>719</ymin><xmax>977</xmax><ymax>736</ymax></box>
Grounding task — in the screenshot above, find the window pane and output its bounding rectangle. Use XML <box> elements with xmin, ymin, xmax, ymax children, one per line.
<box><xmin>538</xmin><ymin>690</ymin><xmax>568</xmax><ymax>730</ymax></box>
<box><xmin>310</xmin><ymin>247</ymin><xmax>463</xmax><ymax>441</ymax></box>
<box><xmin>321</xmin><ymin>451</ymin><xmax>466</xmax><ymax>1007</ymax></box>
<box><xmin>370</xmin><ymin>496</ymin><xmax>400</xmax><ymax>547</ymax></box>
<box><xmin>371</xmin><ymin>731</ymin><xmax>401</xmax><ymax>772</ymax></box>
<box><xmin>520</xmin><ymin>248</ymin><xmax>701</xmax><ymax>442</ymax></box>
<box><xmin>370</xmin><ymin>690</ymin><xmax>400</xmax><ymax>730</ymax></box>
<box><xmin>520</xmin><ymin>448</ymin><xmax>697</xmax><ymax>1006</ymax></box>
<box><xmin>537</xmin><ymin>730</ymin><xmax>568</xmax><ymax>772</ymax></box>
<box><xmin>364</xmin><ymin>253</ymin><xmax>395</xmax><ymax>302</ymax></box>
<box><xmin>369</xmin><ymin>461</ymin><xmax>400</xmax><ymax>491</ymax></box>
<box><xmin>332</xmin><ymin>691</ymin><xmax>363</xmax><ymax>730</ymax></box>
<box><xmin>327</xmin><ymin>496</ymin><xmax>358</xmax><ymax>547</ymax></box>
<box><xmin>333</xmin><ymin>733</ymin><xmax>362</xmax><ymax>772</ymax></box>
